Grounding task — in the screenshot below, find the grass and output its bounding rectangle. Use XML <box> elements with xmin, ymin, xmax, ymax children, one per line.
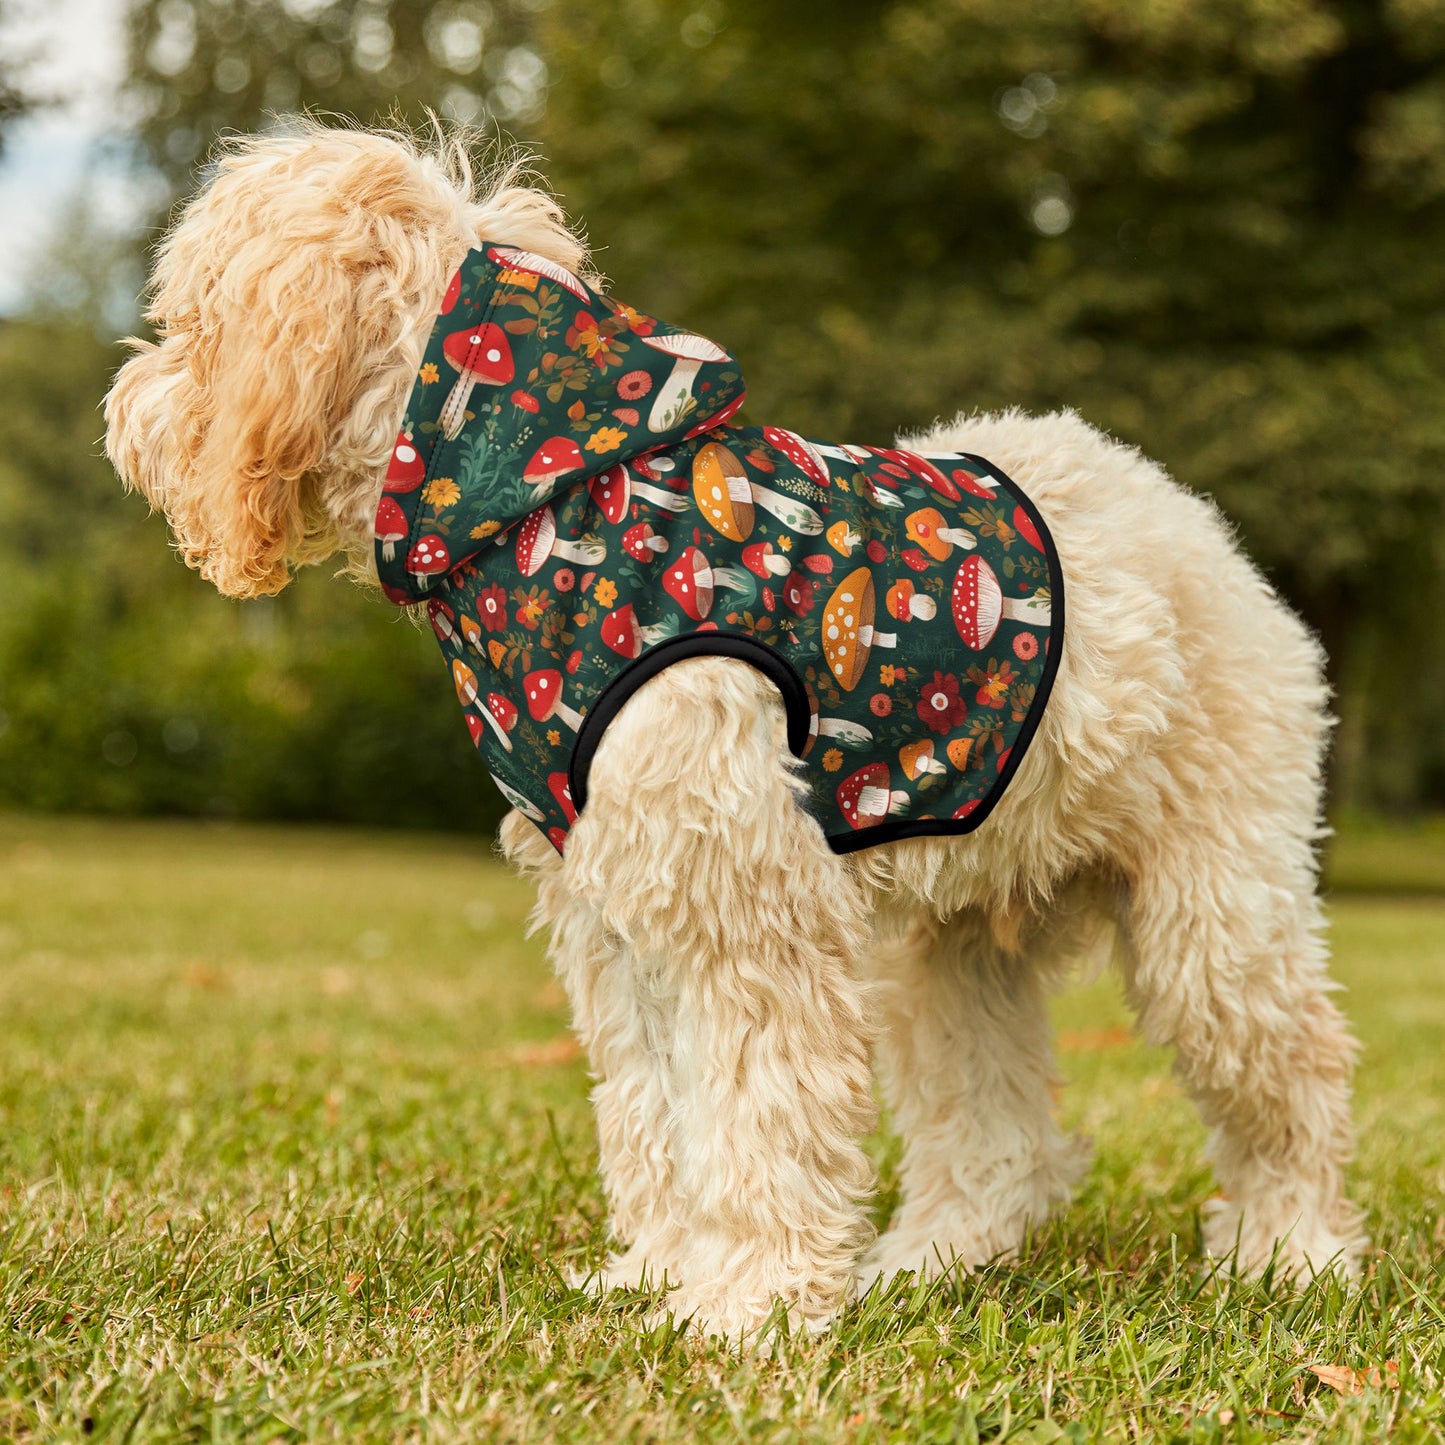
<box><xmin>1</xmin><ymin>811</ymin><xmax>1443</xmax><ymax>1443</ymax></box>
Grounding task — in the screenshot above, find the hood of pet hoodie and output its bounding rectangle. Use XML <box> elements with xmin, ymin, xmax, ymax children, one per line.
<box><xmin>375</xmin><ymin>242</ymin><xmax>1063</xmax><ymax>856</ymax></box>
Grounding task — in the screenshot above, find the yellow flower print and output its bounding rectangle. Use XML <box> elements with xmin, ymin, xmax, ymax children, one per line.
<box><xmin>585</xmin><ymin>426</ymin><xmax>628</xmax><ymax>454</ymax></box>
<box><xmin>422</xmin><ymin>476</ymin><xmax>461</xmax><ymax>507</ymax></box>
<box><xmin>593</xmin><ymin>577</ymin><xmax>618</xmax><ymax>608</ymax></box>
<box><xmin>419</xmin><ymin>362</ymin><xmax>440</xmax><ymax>384</ymax></box>
<box><xmin>777</xmin><ymin>535</ymin><xmax>792</xmax><ymax>552</ymax></box>
<box><xmin>547</xmin><ymin>729</ymin><xmax>561</xmax><ymax>747</ymax></box>
<box><xmin>469</xmin><ymin>520</ymin><xmax>502</xmax><ymax>540</ymax></box>
<box><xmin>822</xmin><ymin>748</ymin><xmax>844</xmax><ymax>773</ymax></box>
<box><xmin>880</xmin><ymin>664</ymin><xmax>897</xmax><ymax>687</ymax></box>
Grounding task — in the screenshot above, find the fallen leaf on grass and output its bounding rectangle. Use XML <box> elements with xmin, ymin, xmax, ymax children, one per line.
<box><xmin>1057</xmin><ymin>1027</ymin><xmax>1133</xmax><ymax>1052</ymax></box>
<box><xmin>344</xmin><ymin>1272</ymin><xmax>365</xmax><ymax>1296</ymax></box>
<box><xmin>498</xmin><ymin>1037</ymin><xmax>583</xmax><ymax>1067</ymax></box>
<box><xmin>1310</xmin><ymin>1362</ymin><xmax>1399</xmax><ymax>1395</ymax></box>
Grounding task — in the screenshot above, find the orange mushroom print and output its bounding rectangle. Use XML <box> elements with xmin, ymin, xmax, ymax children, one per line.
<box><xmin>374</xmin><ymin>245</ymin><xmax>1061</xmax><ymax>855</ymax></box>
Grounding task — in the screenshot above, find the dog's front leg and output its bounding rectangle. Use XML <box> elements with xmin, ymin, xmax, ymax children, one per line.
<box><xmin>563</xmin><ymin>659</ymin><xmax>878</xmax><ymax>1343</ymax></box>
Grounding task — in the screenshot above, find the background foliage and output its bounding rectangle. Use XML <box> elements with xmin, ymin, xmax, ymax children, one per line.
<box><xmin>2</xmin><ymin>0</ymin><xmax>1443</xmax><ymax>830</ymax></box>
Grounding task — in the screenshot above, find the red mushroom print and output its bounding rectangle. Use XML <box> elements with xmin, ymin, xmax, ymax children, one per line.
<box><xmin>441</xmin><ymin>267</ymin><xmax>462</xmax><ymax>315</ymax></box>
<box><xmin>427</xmin><ymin>598</ymin><xmax>458</xmax><ymax>644</ymax></box>
<box><xmin>906</xmin><ymin>507</ymin><xmax>977</xmax><ymax>562</ymax></box>
<box><xmin>465</xmin><ymin>712</ymin><xmax>486</xmax><ymax>747</ymax></box>
<box><xmin>481</xmin><ymin>692</ymin><xmax>519</xmax><ymax>753</ymax></box>
<box><xmin>374</xmin><ymin>496</ymin><xmax>408</xmax><ymax>562</ymax></box>
<box><xmin>951</xmin><ymin>555</ymin><xmax>1052</xmax><ymax>649</ymax></box>
<box><xmin>949</xmin><ymin>466</ymin><xmax>998</xmax><ymax>499</ymax></box>
<box><xmin>515</xmin><ymin>505</ymin><xmax>607</xmax><ymax>577</ymax></box>
<box><xmin>406</xmin><ymin>534</ymin><xmax>451</xmax><ymax>588</ymax></box>
<box><xmin>869</xmin><ymin>447</ymin><xmax>960</xmax><ymax>502</ymax></box>
<box><xmin>451</xmin><ymin>659</ymin><xmax>479</xmax><ymax>707</ymax></box>
<box><xmin>523</xmin><ymin>669</ymin><xmax>584</xmax><ymax>731</ymax></box>
<box><xmin>384</xmin><ymin>431</ymin><xmax>427</xmax><ymax>492</ymax></box>
<box><xmin>588</xmin><ymin>462</ymin><xmax>689</xmax><ymax>520</ymax></box>
<box><xmin>764</xmin><ymin>426</ymin><xmax>831</xmax><ymax>488</ymax></box>
<box><xmin>547</xmin><ymin>771</ymin><xmax>578</xmax><ymax>824</ymax></box>
<box><xmin>639</xmin><ymin>331</ymin><xmax>730</xmax><ymax>431</ymax></box>
<box><xmin>783</xmin><ymin>571</ymin><xmax>816</xmax><ymax>615</ymax></box>
<box><xmin>662</xmin><ymin>545</ymin><xmax>715</xmax><ymax>620</ymax></box>
<box><xmin>438</xmin><ymin>323</ymin><xmax>515</xmax><ymax>440</ymax></box>
<box><xmin>600</xmin><ymin>603</ymin><xmax>643</xmax><ymax>659</ymax></box>
<box><xmin>692</xmin><ymin>441</ymin><xmax>822</xmax><ymax>538</ymax></box>
<box><xmin>523</xmin><ymin>436</ymin><xmax>586</xmax><ymax>489</ymax></box>
<box><xmin>742</xmin><ymin>541</ymin><xmax>791</xmax><ymax>578</ymax></box>
<box><xmin>684</xmin><ymin>390</ymin><xmax>747</xmax><ymax>439</ymax></box>
<box><xmin>836</xmin><ymin>762</ymin><xmax>909</xmax><ymax>829</ymax></box>
<box><xmin>886</xmin><ymin>579</ymin><xmax>937</xmax><ymax>623</ymax></box>
<box><xmin>622</xmin><ymin>521</ymin><xmax>669</xmax><ymax>560</ymax></box>
<box><xmin>1012</xmin><ymin>506</ymin><xmax>1043</xmax><ymax>551</ymax></box>
<box><xmin>487</xmin><ymin>244</ymin><xmax>590</xmax><ymax>301</ymax></box>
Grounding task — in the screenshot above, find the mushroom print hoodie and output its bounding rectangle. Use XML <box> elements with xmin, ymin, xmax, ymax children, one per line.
<box><xmin>375</xmin><ymin>244</ymin><xmax>1063</xmax><ymax>854</ymax></box>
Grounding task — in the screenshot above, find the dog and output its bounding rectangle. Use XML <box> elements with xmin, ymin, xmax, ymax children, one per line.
<box><xmin>105</xmin><ymin>122</ymin><xmax>1365</xmax><ymax>1341</ymax></box>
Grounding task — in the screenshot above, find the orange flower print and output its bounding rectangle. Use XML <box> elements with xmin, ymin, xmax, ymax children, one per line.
<box><xmin>586</xmin><ymin>426</ymin><xmax>628</xmax><ymax>454</ymax></box>
<box><xmin>593</xmin><ymin>577</ymin><xmax>618</xmax><ymax>607</ymax></box>
<box><xmin>610</xmin><ymin>302</ymin><xmax>655</xmax><ymax>336</ymax></box>
<box><xmin>547</xmin><ymin>729</ymin><xmax>561</xmax><ymax>747</ymax></box>
<box><xmin>822</xmin><ymin>748</ymin><xmax>844</xmax><ymax>772</ymax></box>
<box><xmin>567</xmin><ymin>310</ymin><xmax>623</xmax><ymax>367</ymax></box>
<box><xmin>419</xmin><ymin>362</ymin><xmax>439</xmax><ymax>384</ymax></box>
<box><xmin>422</xmin><ymin>476</ymin><xmax>461</xmax><ymax>507</ymax></box>
<box><xmin>469</xmin><ymin>520</ymin><xmax>502</xmax><ymax>540</ymax></box>
<box><xmin>880</xmin><ymin>664</ymin><xmax>898</xmax><ymax>687</ymax></box>
<box><xmin>971</xmin><ymin>659</ymin><xmax>1017</xmax><ymax>709</ymax></box>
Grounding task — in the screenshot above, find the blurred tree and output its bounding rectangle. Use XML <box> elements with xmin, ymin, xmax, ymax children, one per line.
<box><xmin>0</xmin><ymin>0</ymin><xmax>36</xmax><ymax>152</ymax></box>
<box><xmin>536</xmin><ymin>0</ymin><xmax>1445</xmax><ymax>807</ymax></box>
<box><xmin>8</xmin><ymin>0</ymin><xmax>1436</xmax><ymax>825</ymax></box>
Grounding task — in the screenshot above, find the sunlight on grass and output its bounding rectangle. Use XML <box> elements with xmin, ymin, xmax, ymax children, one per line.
<box><xmin>2</xmin><ymin>813</ymin><xmax>1443</xmax><ymax>1442</ymax></box>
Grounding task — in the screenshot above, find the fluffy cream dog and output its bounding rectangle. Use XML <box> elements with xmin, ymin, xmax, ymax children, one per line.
<box><xmin>105</xmin><ymin>122</ymin><xmax>1364</xmax><ymax>1341</ymax></box>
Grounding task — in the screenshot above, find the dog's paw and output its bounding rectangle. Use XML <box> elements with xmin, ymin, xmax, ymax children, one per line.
<box><xmin>569</xmin><ymin>1246</ymin><xmax>673</xmax><ymax>1297</ymax></box>
<box><xmin>645</xmin><ymin>1287</ymin><xmax>836</xmax><ymax>1350</ymax></box>
<box><xmin>1202</xmin><ymin>1196</ymin><xmax>1367</xmax><ymax>1283</ymax></box>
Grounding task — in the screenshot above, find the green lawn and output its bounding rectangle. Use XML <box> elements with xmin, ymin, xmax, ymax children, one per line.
<box><xmin>2</xmin><ymin>813</ymin><xmax>1443</xmax><ymax>1443</ymax></box>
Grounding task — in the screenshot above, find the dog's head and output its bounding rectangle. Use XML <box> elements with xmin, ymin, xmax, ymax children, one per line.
<box><xmin>104</xmin><ymin>121</ymin><xmax>587</xmax><ymax>598</ymax></box>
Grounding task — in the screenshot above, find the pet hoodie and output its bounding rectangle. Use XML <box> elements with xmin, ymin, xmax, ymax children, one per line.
<box><xmin>374</xmin><ymin>243</ymin><xmax>1064</xmax><ymax>854</ymax></box>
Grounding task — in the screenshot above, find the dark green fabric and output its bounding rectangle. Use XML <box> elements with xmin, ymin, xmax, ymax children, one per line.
<box><xmin>375</xmin><ymin>244</ymin><xmax>1062</xmax><ymax>853</ymax></box>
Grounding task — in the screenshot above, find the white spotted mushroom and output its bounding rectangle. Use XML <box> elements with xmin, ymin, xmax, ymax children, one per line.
<box><xmin>821</xmin><ymin>566</ymin><xmax>897</xmax><ymax>692</ymax></box>
<box><xmin>588</xmin><ymin>462</ymin><xmax>689</xmax><ymax>521</ymax></box>
<box><xmin>622</xmin><ymin>521</ymin><xmax>669</xmax><ymax>561</ymax></box>
<box><xmin>515</xmin><ymin>505</ymin><xmax>608</xmax><ymax>577</ymax></box>
<box><xmin>523</xmin><ymin>669</ymin><xmax>584</xmax><ymax>731</ymax></box>
<box><xmin>952</xmin><ymin>556</ymin><xmax>1052</xmax><ymax>650</ymax></box>
<box><xmin>481</xmin><ymin>692</ymin><xmax>519</xmax><ymax>752</ymax></box>
<box><xmin>886</xmin><ymin>578</ymin><xmax>937</xmax><ymax>623</ymax></box>
<box><xmin>639</xmin><ymin>332</ymin><xmax>731</xmax><ymax>431</ymax></box>
<box><xmin>763</xmin><ymin>426</ymin><xmax>830</xmax><ymax>488</ymax></box>
<box><xmin>661</xmin><ymin>545</ymin><xmax>749</xmax><ymax>621</ymax></box>
<box><xmin>439</xmin><ymin>323</ymin><xmax>515</xmax><ymax>440</ymax></box>
<box><xmin>692</xmin><ymin>441</ymin><xmax>822</xmax><ymax>540</ymax></box>
<box><xmin>836</xmin><ymin>762</ymin><xmax>909</xmax><ymax>830</ymax></box>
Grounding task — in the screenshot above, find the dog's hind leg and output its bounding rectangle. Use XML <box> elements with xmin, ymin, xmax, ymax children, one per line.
<box><xmin>1119</xmin><ymin>834</ymin><xmax>1364</xmax><ymax>1280</ymax></box>
<box><xmin>860</xmin><ymin>907</ymin><xmax>1089</xmax><ymax>1288</ymax></box>
<box><xmin>562</xmin><ymin>658</ymin><xmax>878</xmax><ymax>1341</ymax></box>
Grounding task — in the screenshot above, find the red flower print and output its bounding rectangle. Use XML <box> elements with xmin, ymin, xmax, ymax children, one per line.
<box><xmin>1012</xmin><ymin>631</ymin><xmax>1039</xmax><ymax>661</ymax></box>
<box><xmin>554</xmin><ymin>567</ymin><xmax>576</xmax><ymax>593</ymax></box>
<box><xmin>783</xmin><ymin>573</ymin><xmax>815</xmax><ymax>615</ymax></box>
<box><xmin>870</xmin><ymin>693</ymin><xmax>893</xmax><ymax>717</ymax></box>
<box><xmin>478</xmin><ymin>584</ymin><xmax>508</xmax><ymax>632</ymax></box>
<box><xmin>617</xmin><ymin>369</ymin><xmax>652</xmax><ymax>400</ymax></box>
<box><xmin>917</xmin><ymin>671</ymin><xmax>967</xmax><ymax>734</ymax></box>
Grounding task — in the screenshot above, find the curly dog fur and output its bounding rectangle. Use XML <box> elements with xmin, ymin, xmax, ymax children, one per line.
<box><xmin>105</xmin><ymin>121</ymin><xmax>1365</xmax><ymax>1342</ymax></box>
